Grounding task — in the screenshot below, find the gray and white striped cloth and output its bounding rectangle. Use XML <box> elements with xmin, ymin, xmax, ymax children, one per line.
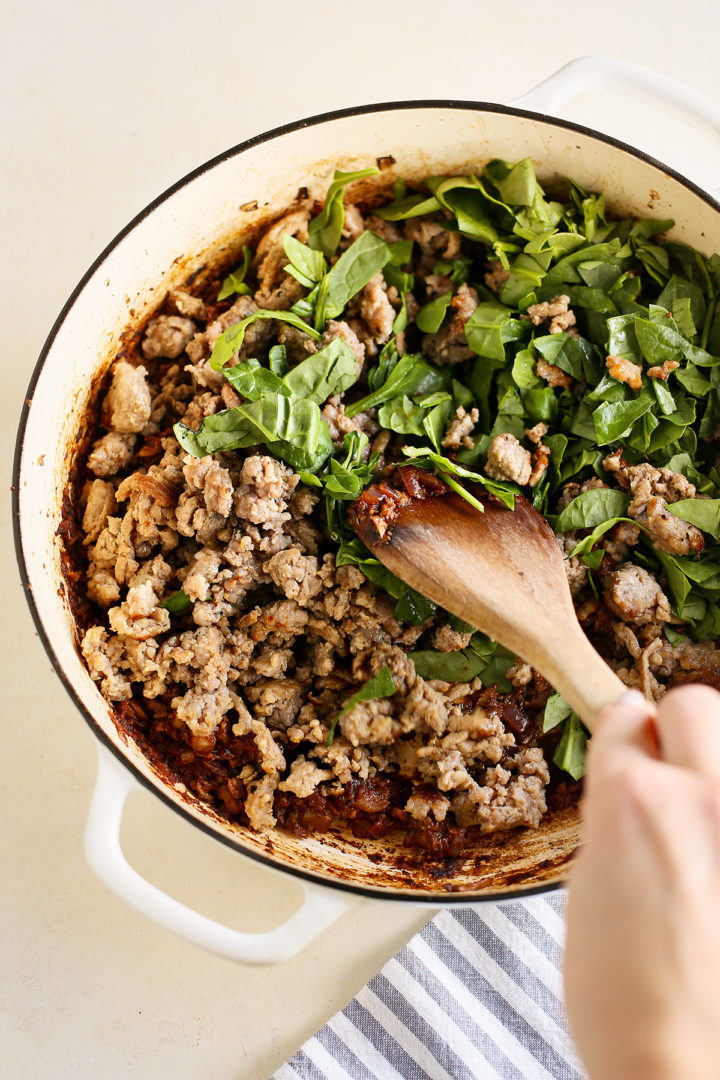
<box><xmin>273</xmin><ymin>892</ymin><xmax>585</xmax><ymax>1080</ymax></box>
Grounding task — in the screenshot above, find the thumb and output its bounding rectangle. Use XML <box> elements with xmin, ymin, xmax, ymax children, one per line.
<box><xmin>655</xmin><ymin>684</ymin><xmax>720</xmax><ymax>781</ymax></box>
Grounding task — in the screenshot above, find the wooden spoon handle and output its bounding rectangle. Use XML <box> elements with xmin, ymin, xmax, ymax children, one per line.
<box><xmin>530</xmin><ymin>623</ymin><xmax>627</xmax><ymax>734</ymax></box>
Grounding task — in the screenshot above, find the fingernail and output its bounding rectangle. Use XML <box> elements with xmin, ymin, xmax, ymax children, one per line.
<box><xmin>616</xmin><ymin>689</ymin><xmax>648</xmax><ymax>708</ymax></box>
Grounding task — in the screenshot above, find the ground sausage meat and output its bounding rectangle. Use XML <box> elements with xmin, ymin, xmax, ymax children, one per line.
<box><xmin>105</xmin><ymin>361</ymin><xmax>152</xmax><ymax>434</ymax></box>
<box><xmin>524</xmin><ymin>294</ymin><xmax>576</xmax><ymax>335</ymax></box>
<box><xmin>484</xmin><ymin>433</ymin><xmax>532</xmax><ymax>485</ymax></box>
<box><xmin>604</xmin><ymin>564</ymin><xmax>672</xmax><ymax>626</ymax></box>
<box><xmin>606</xmin><ymin>354</ymin><xmax>643</xmax><ymax>391</ymax></box>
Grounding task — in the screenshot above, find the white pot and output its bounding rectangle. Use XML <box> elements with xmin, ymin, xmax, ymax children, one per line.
<box><xmin>14</xmin><ymin>55</ymin><xmax>720</xmax><ymax>964</ymax></box>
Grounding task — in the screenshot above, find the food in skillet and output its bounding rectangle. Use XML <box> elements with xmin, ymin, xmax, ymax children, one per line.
<box><xmin>68</xmin><ymin>159</ymin><xmax>720</xmax><ymax>854</ymax></box>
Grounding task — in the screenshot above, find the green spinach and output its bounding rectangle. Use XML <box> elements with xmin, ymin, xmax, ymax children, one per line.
<box><xmin>307</xmin><ymin>167</ymin><xmax>380</xmax><ymax>258</ymax></box>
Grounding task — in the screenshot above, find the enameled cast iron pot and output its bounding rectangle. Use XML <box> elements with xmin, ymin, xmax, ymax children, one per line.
<box><xmin>14</xmin><ymin>55</ymin><xmax>720</xmax><ymax>964</ymax></box>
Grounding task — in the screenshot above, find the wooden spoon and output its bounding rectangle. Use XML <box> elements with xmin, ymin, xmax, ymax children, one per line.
<box><xmin>349</xmin><ymin>472</ymin><xmax>626</xmax><ymax>732</ymax></box>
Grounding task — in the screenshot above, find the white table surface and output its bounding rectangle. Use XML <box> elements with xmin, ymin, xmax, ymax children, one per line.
<box><xmin>4</xmin><ymin>2</ymin><xmax>720</xmax><ymax>1077</ymax></box>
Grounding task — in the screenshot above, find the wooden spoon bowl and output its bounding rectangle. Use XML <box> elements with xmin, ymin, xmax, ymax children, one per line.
<box><xmin>350</xmin><ymin>472</ymin><xmax>625</xmax><ymax>731</ymax></box>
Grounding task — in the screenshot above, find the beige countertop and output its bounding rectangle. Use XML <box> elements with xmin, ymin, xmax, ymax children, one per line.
<box><xmin>4</xmin><ymin>3</ymin><xmax>720</xmax><ymax>1076</ymax></box>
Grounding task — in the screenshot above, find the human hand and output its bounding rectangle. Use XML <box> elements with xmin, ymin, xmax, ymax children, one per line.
<box><xmin>564</xmin><ymin>685</ymin><xmax>720</xmax><ymax>1080</ymax></box>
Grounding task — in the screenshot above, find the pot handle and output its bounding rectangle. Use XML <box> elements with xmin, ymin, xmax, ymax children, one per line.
<box><xmin>85</xmin><ymin>744</ymin><xmax>356</xmax><ymax>965</ymax></box>
<box><xmin>510</xmin><ymin>54</ymin><xmax>720</xmax><ymax>138</ymax></box>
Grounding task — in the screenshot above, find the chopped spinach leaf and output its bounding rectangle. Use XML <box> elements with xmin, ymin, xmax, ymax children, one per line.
<box><xmin>158</xmin><ymin>590</ymin><xmax>192</xmax><ymax>614</ymax></box>
<box><xmin>543</xmin><ymin>692</ymin><xmax>572</xmax><ymax>732</ymax></box>
<box><xmin>174</xmin><ymin>393</ymin><xmax>333</xmax><ymax>474</ymax></box>
<box><xmin>415</xmin><ymin>291</ymin><xmax>453</xmax><ymax>334</ymax></box>
<box><xmin>307</xmin><ymin>167</ymin><xmax>380</xmax><ymax>258</ymax></box>
<box><xmin>282</xmin><ymin>234</ymin><xmax>327</xmax><ymax>288</ymax></box>
<box><xmin>394</xmin><ymin>589</ymin><xmax>437</xmax><ymax>625</ymax></box>
<box><xmin>553</xmin><ymin>713</ymin><xmax>588</xmax><ymax>780</ymax></box>
<box><xmin>217</xmin><ymin>245</ymin><xmax>252</xmax><ymax>300</ymax></box>
<box><xmin>668</xmin><ymin>498</ymin><xmax>720</xmax><ymax>540</ymax></box>
<box><xmin>321</xmin><ymin>231</ymin><xmax>393</xmax><ymax>325</ymax></box>
<box><xmin>209</xmin><ymin>309</ymin><xmax>320</xmax><ymax>372</ymax></box>
<box><xmin>346</xmin><ymin>353</ymin><xmax>449</xmax><ymax>416</ymax></box>
<box><xmin>555</xmin><ymin>489</ymin><xmax>631</xmax><ymax>532</ymax></box>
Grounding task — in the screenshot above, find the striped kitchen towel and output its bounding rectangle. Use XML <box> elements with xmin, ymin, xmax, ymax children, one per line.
<box><xmin>273</xmin><ymin>892</ymin><xmax>585</xmax><ymax>1080</ymax></box>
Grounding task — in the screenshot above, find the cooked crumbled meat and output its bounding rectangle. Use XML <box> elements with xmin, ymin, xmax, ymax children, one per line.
<box><xmin>183</xmin><ymin>455</ymin><xmax>233</xmax><ymax>516</ymax></box>
<box><xmin>186</xmin><ymin>296</ymin><xmax>273</xmax><ymax>379</ymax></box>
<box><xmin>404</xmin><ymin>218</ymin><xmax>459</xmax><ymax>258</ymax></box>
<box><xmin>170</xmin><ymin>290</ymin><xmax>207</xmax><ymax>321</ymax></box>
<box><xmin>131</xmin><ymin>554</ymin><xmax>173</xmax><ymax>594</ymax></box>
<box><xmin>107</xmin><ymin>582</ymin><xmax>171</xmax><ymax>641</ymax></box>
<box><xmin>405</xmin><ymin>791</ymin><xmax>451</xmax><ymax>822</ymax></box>
<box><xmin>321</xmin><ymin>394</ymin><xmax>378</xmax><ymax>449</ymax></box>
<box><xmin>506</xmin><ymin>662</ymin><xmax>533</xmax><ymax>688</ymax></box>
<box><xmin>484</xmin><ymin>433</ymin><xmax>532</xmax><ymax>485</ymax></box>
<box><xmin>180</xmin><ymin>390</ymin><xmax>222</xmax><ymax>428</ymax></box>
<box><xmin>451</xmin><ymin>749</ymin><xmax>549</xmax><ymax>830</ymax></box>
<box><xmin>87</xmin><ymin>432</ymin><xmax>136</xmax><ymax>477</ymax></box>
<box><xmin>637</xmin><ymin>638</ymin><xmax>665</xmax><ymax>701</ymax></box>
<box><xmin>253</xmin><ymin>207</ymin><xmax>310</xmax><ymax>293</ymax></box>
<box><xmin>647</xmin><ymin>360</ymin><xmax>680</xmax><ymax>380</ymax></box>
<box><xmin>614</xmin><ymin>520</ymin><xmax>641</xmax><ymax>546</ymax></box>
<box><xmin>603</xmin><ymin>449</ymin><xmax>696</xmax><ymax>505</ymax></box>
<box><xmin>536</xmin><ymin>358</ymin><xmax>573</xmax><ymax>388</ymax></box>
<box><xmin>557</xmin><ymin>475</ymin><xmax>606</xmax><ymax>511</ymax></box>
<box><xmin>423</xmin><ymin>274</ymin><xmax>452</xmax><ymax>299</ymax></box>
<box><xmin>244</xmin><ymin>775</ymin><xmax>278</xmax><ymax>831</ymax></box>
<box><xmin>105</xmin><ymin>361</ymin><xmax>152</xmax><ymax>433</ymax></box>
<box><xmin>182</xmin><ymin>549</ymin><xmax>221</xmax><ymax>602</ymax></box>
<box><xmin>81</xmin><ymin>626</ymin><xmax>132</xmax><ymax>700</ymax></box>
<box><xmin>256</xmin><ymin>276</ymin><xmax>305</xmax><ymax>312</ymax></box>
<box><xmin>603</xmin><ymin>451</ymin><xmax>703</xmax><ymax>555</ymax></box>
<box><xmin>442</xmin><ymin>406</ymin><xmax>479</xmax><ymax>450</ymax></box>
<box><xmin>114</xmin><ymin>470</ymin><xmax>179</xmax><ymax>552</ymax></box>
<box><xmin>422</xmin><ymin>283</ymin><xmax>478</xmax><ymax>366</ymax></box>
<box><xmin>88</xmin><ymin>513</ymin><xmax>137</xmax><ymax>593</ymax></box>
<box><xmin>360</xmin><ymin>273</ymin><xmax>395</xmax><ymax>344</ymax></box>
<box><xmin>318</xmin><ymin>319</ymin><xmax>366</xmax><ymax>377</ymax></box>
<box><xmin>277</xmin><ymin>321</ymin><xmax>317</xmax><ymax>363</ymax></box>
<box><xmin>429</xmin><ymin>749</ymin><xmax>474</xmax><ymax>792</ymax></box>
<box><xmin>264</xmin><ymin>547</ymin><xmax>322</xmax><ymax>607</ymax></box>
<box><xmin>556</xmin><ymin>535</ymin><xmax>588</xmax><ymax>597</ymax></box>
<box><xmin>525</xmin><ymin>294</ymin><xmax>576</xmax><ymax>335</ymax></box>
<box><xmin>341</xmin><ymin>698</ymin><xmax>398</xmax><ymax>746</ymax></box>
<box><xmin>645</xmin><ymin>495</ymin><xmax>704</xmax><ymax>555</ymax></box>
<box><xmin>244</xmin><ymin>599</ymin><xmax>309</xmax><ymax>644</ymax></box>
<box><xmin>341</xmin><ymin>203</ymin><xmax>365</xmax><ymax>241</ymax></box>
<box><xmin>356</xmin><ymin>216</ymin><xmax>399</xmax><ymax>247</ymax></box>
<box><xmin>234</xmin><ymin>454</ymin><xmax>298</xmax><ymax>528</ymax></box>
<box><xmin>484</xmin><ymin>261</ymin><xmax>510</xmax><ymax>293</ymax></box>
<box><xmin>220</xmin><ymin>383</ymin><xmax>242</xmax><ymax>410</ymax></box>
<box><xmin>432</xmin><ymin>623</ymin><xmax>473</xmax><ymax>652</ymax></box>
<box><xmin>253</xmin><ymin>646</ymin><xmax>293</xmax><ymax>678</ymax></box>
<box><xmin>82</xmin><ymin>480</ymin><xmax>116</xmax><ymax>544</ymax></box>
<box><xmin>528</xmin><ymin>442</ymin><xmax>550</xmax><ymax>488</ymax></box>
<box><xmin>278</xmin><ymin>757</ymin><xmax>333</xmax><ymax>797</ymax></box>
<box><xmin>116</xmin><ymin>470</ymin><xmax>179</xmax><ymax>509</ymax></box>
<box><xmin>614</xmin><ymin>621</ymin><xmax>642</xmax><ymax>660</ymax></box>
<box><xmin>525</xmin><ymin>422</ymin><xmax>548</xmax><ymax>445</ymax></box>
<box><xmin>604</xmin><ymin>564</ymin><xmax>672</xmax><ymax>626</ymax></box>
<box><xmin>142</xmin><ymin>315</ymin><xmax>195</xmax><ymax>360</ymax></box>
<box><xmin>174</xmin><ymin>685</ymin><xmax>237</xmax><ymax>738</ymax></box>
<box><xmin>398</xmin><ymin>677</ymin><xmax>452</xmax><ymax>736</ymax></box>
<box><xmin>606</xmin><ymin>354</ymin><xmax>643</xmax><ymax>391</ymax></box>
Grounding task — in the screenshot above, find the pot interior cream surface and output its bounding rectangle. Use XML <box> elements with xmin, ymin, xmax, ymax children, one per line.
<box><xmin>18</xmin><ymin>104</ymin><xmax>720</xmax><ymax>898</ymax></box>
